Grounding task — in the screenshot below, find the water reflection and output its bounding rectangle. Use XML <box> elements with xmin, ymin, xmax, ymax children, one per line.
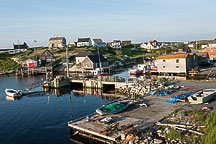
<box><xmin>44</xmin><ymin>87</ymin><xmax>71</xmax><ymax>97</ymax></box>
<box><xmin>6</xmin><ymin>96</ymin><xmax>22</xmax><ymax>101</ymax></box>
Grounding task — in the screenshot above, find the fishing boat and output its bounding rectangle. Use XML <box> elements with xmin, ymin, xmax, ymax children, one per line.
<box><xmin>96</xmin><ymin>99</ymin><xmax>131</xmax><ymax>115</ymax></box>
<box><xmin>188</xmin><ymin>89</ymin><xmax>216</xmax><ymax>104</ymax></box>
<box><xmin>129</xmin><ymin>69</ymin><xmax>143</xmax><ymax>75</ymax></box>
<box><xmin>5</xmin><ymin>89</ymin><xmax>23</xmax><ymax>97</ymax></box>
<box><xmin>93</xmin><ymin>68</ymin><xmax>108</xmax><ymax>76</ymax></box>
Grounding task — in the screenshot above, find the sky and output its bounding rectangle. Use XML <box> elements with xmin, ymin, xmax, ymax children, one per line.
<box><xmin>0</xmin><ymin>0</ymin><xmax>216</xmax><ymax>49</ymax></box>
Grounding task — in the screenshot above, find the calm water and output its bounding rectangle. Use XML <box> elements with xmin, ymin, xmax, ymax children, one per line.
<box><xmin>0</xmin><ymin>75</ymin><xmax>110</xmax><ymax>144</ymax></box>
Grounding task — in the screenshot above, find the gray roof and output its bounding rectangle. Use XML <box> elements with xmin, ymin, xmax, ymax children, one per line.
<box><xmin>77</xmin><ymin>38</ymin><xmax>90</xmax><ymax>42</ymax></box>
<box><xmin>93</xmin><ymin>39</ymin><xmax>103</xmax><ymax>43</ymax></box>
<box><xmin>76</xmin><ymin>51</ymin><xmax>92</xmax><ymax>57</ymax></box>
<box><xmin>49</xmin><ymin>37</ymin><xmax>65</xmax><ymax>41</ymax></box>
<box><xmin>87</xmin><ymin>55</ymin><xmax>108</xmax><ymax>63</ymax></box>
<box><xmin>113</xmin><ymin>40</ymin><xmax>121</xmax><ymax>43</ymax></box>
<box><xmin>13</xmin><ymin>42</ymin><xmax>28</xmax><ymax>49</ymax></box>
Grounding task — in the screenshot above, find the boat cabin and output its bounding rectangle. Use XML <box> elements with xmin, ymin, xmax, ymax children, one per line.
<box><xmin>93</xmin><ymin>69</ymin><xmax>104</xmax><ymax>76</ymax></box>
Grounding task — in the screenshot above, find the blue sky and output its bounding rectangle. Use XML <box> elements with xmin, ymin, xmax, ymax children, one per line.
<box><xmin>0</xmin><ymin>0</ymin><xmax>216</xmax><ymax>48</ymax></box>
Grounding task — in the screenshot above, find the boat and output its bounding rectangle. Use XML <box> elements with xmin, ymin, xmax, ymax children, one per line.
<box><xmin>188</xmin><ymin>89</ymin><xmax>216</xmax><ymax>104</ymax></box>
<box><xmin>129</xmin><ymin>69</ymin><xmax>143</xmax><ymax>75</ymax></box>
<box><xmin>5</xmin><ymin>89</ymin><xmax>23</xmax><ymax>97</ymax></box>
<box><xmin>43</xmin><ymin>75</ymin><xmax>70</xmax><ymax>88</ymax></box>
<box><xmin>93</xmin><ymin>68</ymin><xmax>108</xmax><ymax>76</ymax></box>
<box><xmin>96</xmin><ymin>99</ymin><xmax>131</xmax><ymax>115</ymax></box>
<box><xmin>129</xmin><ymin>64</ymin><xmax>147</xmax><ymax>75</ymax></box>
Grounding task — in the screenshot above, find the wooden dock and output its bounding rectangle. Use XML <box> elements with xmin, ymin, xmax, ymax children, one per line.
<box><xmin>68</xmin><ymin>113</ymin><xmax>144</xmax><ymax>143</ymax></box>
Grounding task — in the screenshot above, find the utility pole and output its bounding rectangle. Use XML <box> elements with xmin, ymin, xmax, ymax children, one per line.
<box><xmin>97</xmin><ymin>46</ymin><xmax>102</xmax><ymax>69</ymax></box>
<box><xmin>33</xmin><ymin>40</ymin><xmax>37</xmax><ymax>51</ymax></box>
<box><xmin>66</xmin><ymin>46</ymin><xmax>70</xmax><ymax>78</ymax></box>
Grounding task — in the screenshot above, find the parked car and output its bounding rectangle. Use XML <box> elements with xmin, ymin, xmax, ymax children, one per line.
<box><xmin>213</xmin><ymin>63</ymin><xmax>216</xmax><ymax>67</ymax></box>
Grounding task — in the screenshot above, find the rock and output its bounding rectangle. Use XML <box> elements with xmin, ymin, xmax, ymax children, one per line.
<box><xmin>148</xmin><ymin>136</ymin><xmax>152</xmax><ymax>141</ymax></box>
<box><xmin>121</xmin><ymin>133</ymin><xmax>126</xmax><ymax>141</ymax></box>
<box><xmin>154</xmin><ymin>138</ymin><xmax>163</xmax><ymax>144</ymax></box>
<box><xmin>144</xmin><ymin>139</ymin><xmax>148</xmax><ymax>144</ymax></box>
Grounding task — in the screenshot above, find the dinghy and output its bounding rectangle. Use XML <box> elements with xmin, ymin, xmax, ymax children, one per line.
<box><xmin>96</xmin><ymin>99</ymin><xmax>131</xmax><ymax>116</ymax></box>
<box><xmin>5</xmin><ymin>89</ymin><xmax>23</xmax><ymax>97</ymax></box>
<box><xmin>188</xmin><ymin>89</ymin><xmax>216</xmax><ymax>104</ymax></box>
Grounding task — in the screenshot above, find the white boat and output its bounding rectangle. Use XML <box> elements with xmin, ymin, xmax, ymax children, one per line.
<box><xmin>5</xmin><ymin>89</ymin><xmax>23</xmax><ymax>97</ymax></box>
<box><xmin>188</xmin><ymin>89</ymin><xmax>216</xmax><ymax>104</ymax></box>
<box><xmin>93</xmin><ymin>68</ymin><xmax>108</xmax><ymax>76</ymax></box>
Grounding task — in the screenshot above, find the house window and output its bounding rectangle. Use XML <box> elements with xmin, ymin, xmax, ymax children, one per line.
<box><xmin>163</xmin><ymin>59</ymin><xmax>166</xmax><ymax>62</ymax></box>
<box><xmin>176</xmin><ymin>66</ymin><xmax>179</xmax><ymax>68</ymax></box>
<box><xmin>163</xmin><ymin>66</ymin><xmax>165</xmax><ymax>69</ymax></box>
<box><xmin>176</xmin><ymin>59</ymin><xmax>179</xmax><ymax>63</ymax></box>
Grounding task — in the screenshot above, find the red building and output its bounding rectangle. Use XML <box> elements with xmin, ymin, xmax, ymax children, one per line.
<box><xmin>199</xmin><ymin>48</ymin><xmax>216</xmax><ymax>61</ymax></box>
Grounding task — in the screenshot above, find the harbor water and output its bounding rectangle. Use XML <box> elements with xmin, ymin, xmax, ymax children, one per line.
<box><xmin>0</xmin><ymin>75</ymin><xmax>110</xmax><ymax>144</ymax></box>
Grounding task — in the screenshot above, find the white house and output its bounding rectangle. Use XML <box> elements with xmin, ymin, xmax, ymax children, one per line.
<box><xmin>111</xmin><ymin>40</ymin><xmax>121</xmax><ymax>49</ymax></box>
<box><xmin>201</xmin><ymin>44</ymin><xmax>208</xmax><ymax>49</ymax></box>
<box><xmin>140</xmin><ymin>40</ymin><xmax>160</xmax><ymax>51</ymax></box>
<box><xmin>92</xmin><ymin>39</ymin><xmax>107</xmax><ymax>48</ymax></box>
<box><xmin>188</xmin><ymin>43</ymin><xmax>194</xmax><ymax>48</ymax></box>
<box><xmin>77</xmin><ymin>38</ymin><xmax>92</xmax><ymax>47</ymax></box>
<box><xmin>48</xmin><ymin>37</ymin><xmax>66</xmax><ymax>49</ymax></box>
<box><xmin>76</xmin><ymin>51</ymin><xmax>93</xmax><ymax>64</ymax></box>
<box><xmin>156</xmin><ymin>53</ymin><xmax>198</xmax><ymax>74</ymax></box>
<box><xmin>208</xmin><ymin>41</ymin><xmax>216</xmax><ymax>49</ymax></box>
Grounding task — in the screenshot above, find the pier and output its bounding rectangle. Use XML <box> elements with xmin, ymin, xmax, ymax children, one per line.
<box><xmin>16</xmin><ymin>66</ymin><xmax>53</xmax><ymax>76</ymax></box>
<box><xmin>70</xmin><ymin>76</ymin><xmax>134</xmax><ymax>89</ymax></box>
<box><xmin>68</xmin><ymin>94</ymin><xmax>186</xmax><ymax>143</ymax></box>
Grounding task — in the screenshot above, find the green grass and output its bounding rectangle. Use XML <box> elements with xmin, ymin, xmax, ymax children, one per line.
<box><xmin>165</xmin><ymin>128</ymin><xmax>185</xmax><ymax>140</ymax></box>
<box><xmin>174</xmin><ymin>110</ymin><xmax>216</xmax><ymax>144</ymax></box>
<box><xmin>202</xmin><ymin>111</ymin><xmax>216</xmax><ymax>144</ymax></box>
<box><xmin>0</xmin><ymin>60</ymin><xmax>21</xmax><ymax>71</ymax></box>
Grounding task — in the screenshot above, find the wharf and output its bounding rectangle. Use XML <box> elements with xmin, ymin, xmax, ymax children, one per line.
<box><xmin>68</xmin><ymin>113</ymin><xmax>144</xmax><ymax>143</ymax></box>
<box><xmin>68</xmin><ymin>86</ymin><xmax>202</xmax><ymax>143</ymax></box>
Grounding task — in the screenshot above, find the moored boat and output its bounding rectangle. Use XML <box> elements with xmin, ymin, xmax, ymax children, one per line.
<box><xmin>129</xmin><ymin>69</ymin><xmax>143</xmax><ymax>75</ymax></box>
<box><xmin>188</xmin><ymin>89</ymin><xmax>216</xmax><ymax>104</ymax></box>
<box><xmin>93</xmin><ymin>68</ymin><xmax>108</xmax><ymax>76</ymax></box>
<box><xmin>96</xmin><ymin>99</ymin><xmax>131</xmax><ymax>115</ymax></box>
<box><xmin>5</xmin><ymin>89</ymin><xmax>23</xmax><ymax>97</ymax></box>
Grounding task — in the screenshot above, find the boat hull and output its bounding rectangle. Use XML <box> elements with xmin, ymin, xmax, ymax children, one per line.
<box><xmin>97</xmin><ymin>73</ymin><xmax>108</xmax><ymax>76</ymax></box>
<box><xmin>129</xmin><ymin>70</ymin><xmax>143</xmax><ymax>75</ymax></box>
<box><xmin>5</xmin><ymin>89</ymin><xmax>22</xmax><ymax>97</ymax></box>
<box><xmin>188</xmin><ymin>89</ymin><xmax>216</xmax><ymax>104</ymax></box>
<box><xmin>96</xmin><ymin>100</ymin><xmax>130</xmax><ymax>116</ymax></box>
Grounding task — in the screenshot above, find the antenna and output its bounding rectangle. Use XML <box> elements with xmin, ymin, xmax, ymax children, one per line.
<box><xmin>18</xmin><ymin>40</ymin><xmax>20</xmax><ymax>49</ymax></box>
<box><xmin>97</xmin><ymin>47</ymin><xmax>102</xmax><ymax>69</ymax></box>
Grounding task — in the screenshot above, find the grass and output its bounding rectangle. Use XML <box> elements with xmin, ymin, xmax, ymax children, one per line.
<box><xmin>165</xmin><ymin>128</ymin><xmax>185</xmax><ymax>141</ymax></box>
<box><xmin>166</xmin><ymin>110</ymin><xmax>216</xmax><ymax>144</ymax></box>
<box><xmin>202</xmin><ymin>110</ymin><xmax>216</xmax><ymax>144</ymax></box>
<box><xmin>0</xmin><ymin>60</ymin><xmax>21</xmax><ymax>71</ymax></box>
